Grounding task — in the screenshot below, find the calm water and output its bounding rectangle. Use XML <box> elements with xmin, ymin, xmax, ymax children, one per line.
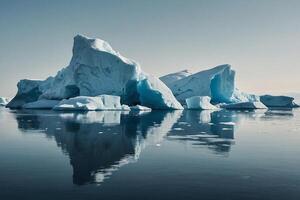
<box><xmin>0</xmin><ymin>107</ymin><xmax>300</xmax><ymax>200</ymax></box>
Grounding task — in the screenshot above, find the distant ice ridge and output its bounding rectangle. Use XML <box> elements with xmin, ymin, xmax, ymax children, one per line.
<box><xmin>159</xmin><ymin>69</ymin><xmax>192</xmax><ymax>86</ymax></box>
<box><xmin>7</xmin><ymin>35</ymin><xmax>182</xmax><ymax>110</ymax></box>
<box><xmin>160</xmin><ymin>64</ymin><xmax>258</xmax><ymax>104</ymax></box>
<box><xmin>185</xmin><ymin>96</ymin><xmax>217</xmax><ymax>110</ymax></box>
<box><xmin>0</xmin><ymin>97</ymin><xmax>9</xmax><ymax>106</ymax></box>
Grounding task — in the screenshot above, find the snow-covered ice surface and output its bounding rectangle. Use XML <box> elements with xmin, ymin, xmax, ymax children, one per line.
<box><xmin>222</xmin><ymin>101</ymin><xmax>267</xmax><ymax>110</ymax></box>
<box><xmin>260</xmin><ymin>95</ymin><xmax>299</xmax><ymax>108</ymax></box>
<box><xmin>185</xmin><ymin>96</ymin><xmax>217</xmax><ymax>110</ymax></box>
<box><xmin>53</xmin><ymin>95</ymin><xmax>126</xmax><ymax>111</ymax></box>
<box><xmin>160</xmin><ymin>69</ymin><xmax>192</xmax><ymax>87</ymax></box>
<box><xmin>7</xmin><ymin>35</ymin><xmax>182</xmax><ymax>110</ymax></box>
<box><xmin>0</xmin><ymin>97</ymin><xmax>9</xmax><ymax>106</ymax></box>
<box><xmin>163</xmin><ymin>64</ymin><xmax>258</xmax><ymax>104</ymax></box>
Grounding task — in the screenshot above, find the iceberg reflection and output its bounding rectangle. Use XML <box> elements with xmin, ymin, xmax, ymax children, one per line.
<box><xmin>12</xmin><ymin>109</ymin><xmax>244</xmax><ymax>185</ymax></box>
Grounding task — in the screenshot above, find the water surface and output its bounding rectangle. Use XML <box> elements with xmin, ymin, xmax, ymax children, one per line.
<box><xmin>0</xmin><ymin>107</ymin><xmax>300</xmax><ymax>200</ymax></box>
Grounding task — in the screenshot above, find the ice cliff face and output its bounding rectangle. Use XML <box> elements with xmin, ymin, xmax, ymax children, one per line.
<box><xmin>7</xmin><ymin>35</ymin><xmax>182</xmax><ymax>110</ymax></box>
<box><xmin>161</xmin><ymin>64</ymin><xmax>258</xmax><ymax>104</ymax></box>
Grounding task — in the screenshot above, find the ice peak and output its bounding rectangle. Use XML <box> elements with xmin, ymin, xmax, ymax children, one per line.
<box><xmin>73</xmin><ymin>34</ymin><xmax>137</xmax><ymax>66</ymax></box>
<box><xmin>73</xmin><ymin>34</ymin><xmax>115</xmax><ymax>55</ymax></box>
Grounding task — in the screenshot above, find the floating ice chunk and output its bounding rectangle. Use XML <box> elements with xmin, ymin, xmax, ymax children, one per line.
<box><xmin>121</xmin><ymin>104</ymin><xmax>131</xmax><ymax>111</ymax></box>
<box><xmin>0</xmin><ymin>97</ymin><xmax>9</xmax><ymax>106</ymax></box>
<box><xmin>23</xmin><ymin>99</ymin><xmax>60</xmax><ymax>109</ymax></box>
<box><xmin>53</xmin><ymin>95</ymin><xmax>127</xmax><ymax>111</ymax></box>
<box><xmin>260</xmin><ymin>95</ymin><xmax>299</xmax><ymax>108</ymax></box>
<box><xmin>163</xmin><ymin>64</ymin><xmax>257</xmax><ymax>104</ymax></box>
<box><xmin>185</xmin><ymin>96</ymin><xmax>217</xmax><ymax>110</ymax></box>
<box><xmin>160</xmin><ymin>69</ymin><xmax>192</xmax><ymax>86</ymax></box>
<box><xmin>137</xmin><ymin>75</ymin><xmax>183</xmax><ymax>110</ymax></box>
<box><xmin>219</xmin><ymin>122</ymin><xmax>236</xmax><ymax>125</ymax></box>
<box><xmin>130</xmin><ymin>105</ymin><xmax>152</xmax><ymax>111</ymax></box>
<box><xmin>222</xmin><ymin>101</ymin><xmax>267</xmax><ymax>110</ymax></box>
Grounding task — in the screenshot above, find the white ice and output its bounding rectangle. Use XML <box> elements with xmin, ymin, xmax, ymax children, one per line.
<box><xmin>162</xmin><ymin>64</ymin><xmax>258</xmax><ymax>104</ymax></box>
<box><xmin>160</xmin><ymin>69</ymin><xmax>192</xmax><ymax>86</ymax></box>
<box><xmin>130</xmin><ymin>105</ymin><xmax>152</xmax><ymax>111</ymax></box>
<box><xmin>185</xmin><ymin>96</ymin><xmax>217</xmax><ymax>110</ymax></box>
<box><xmin>0</xmin><ymin>97</ymin><xmax>9</xmax><ymax>106</ymax></box>
<box><xmin>53</xmin><ymin>95</ymin><xmax>128</xmax><ymax>111</ymax></box>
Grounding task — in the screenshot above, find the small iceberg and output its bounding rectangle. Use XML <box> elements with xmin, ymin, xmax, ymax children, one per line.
<box><xmin>185</xmin><ymin>96</ymin><xmax>217</xmax><ymax>110</ymax></box>
<box><xmin>23</xmin><ymin>99</ymin><xmax>60</xmax><ymax>109</ymax></box>
<box><xmin>130</xmin><ymin>105</ymin><xmax>152</xmax><ymax>111</ymax></box>
<box><xmin>222</xmin><ymin>101</ymin><xmax>267</xmax><ymax>110</ymax></box>
<box><xmin>53</xmin><ymin>95</ymin><xmax>128</xmax><ymax>111</ymax></box>
<box><xmin>260</xmin><ymin>95</ymin><xmax>299</xmax><ymax>108</ymax></box>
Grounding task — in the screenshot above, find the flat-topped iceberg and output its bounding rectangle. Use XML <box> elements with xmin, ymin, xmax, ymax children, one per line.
<box><xmin>53</xmin><ymin>95</ymin><xmax>127</xmax><ymax>111</ymax></box>
<box><xmin>0</xmin><ymin>97</ymin><xmax>9</xmax><ymax>106</ymax></box>
<box><xmin>185</xmin><ymin>96</ymin><xmax>217</xmax><ymax>110</ymax></box>
<box><xmin>260</xmin><ymin>95</ymin><xmax>299</xmax><ymax>108</ymax></box>
<box><xmin>7</xmin><ymin>35</ymin><xmax>182</xmax><ymax>110</ymax></box>
<box><xmin>222</xmin><ymin>101</ymin><xmax>267</xmax><ymax>110</ymax></box>
<box><xmin>160</xmin><ymin>65</ymin><xmax>258</xmax><ymax>104</ymax></box>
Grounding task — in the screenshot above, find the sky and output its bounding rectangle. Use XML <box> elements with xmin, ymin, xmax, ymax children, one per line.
<box><xmin>0</xmin><ymin>0</ymin><xmax>299</xmax><ymax>98</ymax></box>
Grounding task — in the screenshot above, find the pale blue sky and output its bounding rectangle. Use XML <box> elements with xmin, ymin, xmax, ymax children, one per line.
<box><xmin>0</xmin><ymin>0</ymin><xmax>299</xmax><ymax>97</ymax></box>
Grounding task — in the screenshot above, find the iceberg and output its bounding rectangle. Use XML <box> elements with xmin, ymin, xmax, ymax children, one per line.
<box><xmin>137</xmin><ymin>75</ymin><xmax>183</xmax><ymax>110</ymax></box>
<box><xmin>6</xmin><ymin>79</ymin><xmax>44</xmax><ymax>108</ymax></box>
<box><xmin>260</xmin><ymin>95</ymin><xmax>299</xmax><ymax>108</ymax></box>
<box><xmin>185</xmin><ymin>96</ymin><xmax>217</xmax><ymax>110</ymax></box>
<box><xmin>8</xmin><ymin>35</ymin><xmax>182</xmax><ymax>110</ymax></box>
<box><xmin>159</xmin><ymin>69</ymin><xmax>192</xmax><ymax>87</ymax></box>
<box><xmin>0</xmin><ymin>97</ymin><xmax>9</xmax><ymax>106</ymax></box>
<box><xmin>161</xmin><ymin>64</ymin><xmax>258</xmax><ymax>104</ymax></box>
<box><xmin>23</xmin><ymin>99</ymin><xmax>60</xmax><ymax>109</ymax></box>
<box><xmin>222</xmin><ymin>101</ymin><xmax>267</xmax><ymax>110</ymax></box>
<box><xmin>53</xmin><ymin>95</ymin><xmax>128</xmax><ymax>111</ymax></box>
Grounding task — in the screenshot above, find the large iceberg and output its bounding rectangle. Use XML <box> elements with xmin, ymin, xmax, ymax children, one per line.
<box><xmin>160</xmin><ymin>64</ymin><xmax>258</xmax><ymax>104</ymax></box>
<box><xmin>7</xmin><ymin>35</ymin><xmax>182</xmax><ymax>110</ymax></box>
<box><xmin>260</xmin><ymin>95</ymin><xmax>299</xmax><ymax>108</ymax></box>
<box><xmin>185</xmin><ymin>96</ymin><xmax>217</xmax><ymax>110</ymax></box>
<box><xmin>0</xmin><ymin>97</ymin><xmax>9</xmax><ymax>106</ymax></box>
<box><xmin>53</xmin><ymin>95</ymin><xmax>127</xmax><ymax>111</ymax></box>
